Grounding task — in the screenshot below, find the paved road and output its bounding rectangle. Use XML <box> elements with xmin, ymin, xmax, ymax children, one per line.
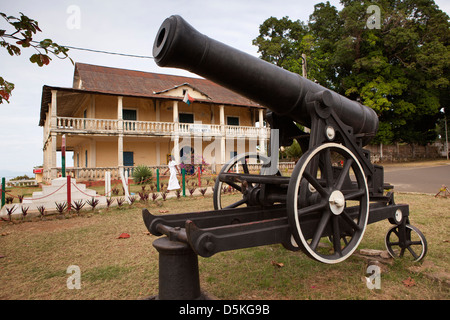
<box><xmin>383</xmin><ymin>163</ymin><xmax>450</xmax><ymax>194</ymax></box>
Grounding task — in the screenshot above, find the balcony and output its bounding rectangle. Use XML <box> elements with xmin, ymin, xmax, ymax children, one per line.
<box><xmin>55</xmin><ymin>117</ymin><xmax>269</xmax><ymax>138</ymax></box>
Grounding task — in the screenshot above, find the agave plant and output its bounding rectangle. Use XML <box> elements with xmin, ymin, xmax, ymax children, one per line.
<box><xmin>37</xmin><ymin>205</ymin><xmax>45</xmax><ymax>218</ymax></box>
<box><xmin>21</xmin><ymin>206</ymin><xmax>29</xmax><ymax>220</ymax></box>
<box><xmin>6</xmin><ymin>205</ymin><xmax>16</xmax><ymax>221</ymax></box>
<box><xmin>128</xmin><ymin>195</ymin><xmax>137</xmax><ymax>205</ymax></box>
<box><xmin>138</xmin><ymin>192</ymin><xmax>149</xmax><ymax>202</ymax></box>
<box><xmin>132</xmin><ymin>165</ymin><xmax>153</xmax><ymax>184</ymax></box>
<box><xmin>55</xmin><ymin>202</ymin><xmax>67</xmax><ymax>214</ymax></box>
<box><xmin>116</xmin><ymin>197</ymin><xmax>125</xmax><ymax>207</ymax></box>
<box><xmin>72</xmin><ymin>200</ymin><xmax>85</xmax><ymax>214</ymax></box>
<box><xmin>106</xmin><ymin>197</ymin><xmax>115</xmax><ymax>208</ymax></box>
<box><xmin>86</xmin><ymin>198</ymin><xmax>100</xmax><ymax>210</ymax></box>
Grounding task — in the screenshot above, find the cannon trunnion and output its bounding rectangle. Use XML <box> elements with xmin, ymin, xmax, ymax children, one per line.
<box><xmin>143</xmin><ymin>15</ymin><xmax>428</xmax><ymax>299</ymax></box>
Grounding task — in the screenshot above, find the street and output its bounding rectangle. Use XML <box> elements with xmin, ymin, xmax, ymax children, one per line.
<box><xmin>383</xmin><ymin>162</ymin><xmax>450</xmax><ymax>194</ymax></box>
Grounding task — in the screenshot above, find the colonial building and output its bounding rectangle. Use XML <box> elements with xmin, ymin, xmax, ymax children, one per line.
<box><xmin>39</xmin><ymin>63</ymin><xmax>269</xmax><ymax>182</ymax></box>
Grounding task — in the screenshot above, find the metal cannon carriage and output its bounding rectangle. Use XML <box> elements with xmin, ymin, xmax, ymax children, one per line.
<box><xmin>143</xmin><ymin>15</ymin><xmax>427</xmax><ymax>299</ymax></box>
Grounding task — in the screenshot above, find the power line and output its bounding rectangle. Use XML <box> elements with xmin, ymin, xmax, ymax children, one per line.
<box><xmin>64</xmin><ymin>45</ymin><xmax>154</xmax><ymax>59</ymax></box>
<box><xmin>29</xmin><ymin>39</ymin><xmax>154</xmax><ymax>59</ymax></box>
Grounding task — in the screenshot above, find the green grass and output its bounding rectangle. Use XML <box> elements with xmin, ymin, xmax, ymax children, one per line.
<box><xmin>0</xmin><ymin>192</ymin><xmax>448</xmax><ymax>300</ymax></box>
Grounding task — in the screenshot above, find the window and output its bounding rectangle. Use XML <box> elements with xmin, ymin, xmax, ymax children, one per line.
<box><xmin>227</xmin><ymin>116</ymin><xmax>239</xmax><ymax>126</ymax></box>
<box><xmin>179</xmin><ymin>113</ymin><xmax>194</xmax><ymax>123</ymax></box>
<box><xmin>122</xmin><ymin>109</ymin><xmax>137</xmax><ymax>120</ymax></box>
<box><xmin>85</xmin><ymin>150</ymin><xmax>88</xmax><ymax>167</ymax></box>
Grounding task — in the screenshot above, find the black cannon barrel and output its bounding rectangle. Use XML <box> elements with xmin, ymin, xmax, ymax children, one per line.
<box><xmin>153</xmin><ymin>15</ymin><xmax>378</xmax><ymax>142</ymax></box>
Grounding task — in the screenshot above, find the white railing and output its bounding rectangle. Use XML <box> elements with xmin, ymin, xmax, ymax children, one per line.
<box><xmin>178</xmin><ymin>123</ymin><xmax>222</xmax><ymax>135</ymax></box>
<box><xmin>123</xmin><ymin>120</ymin><xmax>175</xmax><ymax>134</ymax></box>
<box><xmin>56</xmin><ymin>117</ymin><xmax>269</xmax><ymax>138</ymax></box>
<box><xmin>57</xmin><ymin>117</ymin><xmax>118</xmax><ymax>133</ymax></box>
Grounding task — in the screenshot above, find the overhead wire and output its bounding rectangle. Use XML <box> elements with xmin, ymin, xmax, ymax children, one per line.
<box><xmin>63</xmin><ymin>45</ymin><xmax>154</xmax><ymax>59</ymax></box>
<box><xmin>29</xmin><ymin>39</ymin><xmax>155</xmax><ymax>59</ymax></box>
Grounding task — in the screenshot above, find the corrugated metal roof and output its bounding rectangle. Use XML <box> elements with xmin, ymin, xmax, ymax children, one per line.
<box><xmin>74</xmin><ymin>63</ymin><xmax>262</xmax><ymax>107</ymax></box>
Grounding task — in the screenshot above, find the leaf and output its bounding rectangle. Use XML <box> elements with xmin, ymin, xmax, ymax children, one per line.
<box><xmin>40</xmin><ymin>54</ymin><xmax>50</xmax><ymax>65</ymax></box>
<box><xmin>0</xmin><ymin>89</ymin><xmax>10</xmax><ymax>102</ymax></box>
<box><xmin>271</xmin><ymin>260</ymin><xmax>284</xmax><ymax>268</ymax></box>
<box><xmin>402</xmin><ymin>277</ymin><xmax>416</xmax><ymax>287</ymax></box>
<box><xmin>117</xmin><ymin>233</ymin><xmax>130</xmax><ymax>239</ymax></box>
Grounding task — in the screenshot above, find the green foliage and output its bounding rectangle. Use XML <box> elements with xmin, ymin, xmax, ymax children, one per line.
<box><xmin>253</xmin><ymin>0</ymin><xmax>449</xmax><ymax>145</ymax></box>
<box><xmin>285</xmin><ymin>139</ymin><xmax>302</xmax><ymax>161</ymax></box>
<box><xmin>132</xmin><ymin>165</ymin><xmax>153</xmax><ymax>184</ymax></box>
<box><xmin>10</xmin><ymin>174</ymin><xmax>31</xmax><ymax>181</ymax></box>
<box><xmin>0</xmin><ymin>12</ymin><xmax>72</xmax><ymax>104</ymax></box>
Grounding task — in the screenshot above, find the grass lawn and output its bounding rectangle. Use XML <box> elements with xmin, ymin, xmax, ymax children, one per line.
<box><xmin>0</xmin><ymin>191</ymin><xmax>448</xmax><ymax>300</ymax></box>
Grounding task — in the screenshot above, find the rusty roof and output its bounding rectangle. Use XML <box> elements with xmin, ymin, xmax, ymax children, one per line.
<box><xmin>74</xmin><ymin>63</ymin><xmax>262</xmax><ymax>107</ymax></box>
<box><xmin>39</xmin><ymin>63</ymin><xmax>263</xmax><ymax>126</ymax></box>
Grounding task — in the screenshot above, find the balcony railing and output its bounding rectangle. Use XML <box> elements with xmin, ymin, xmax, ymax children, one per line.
<box><xmin>55</xmin><ymin>117</ymin><xmax>269</xmax><ymax>138</ymax></box>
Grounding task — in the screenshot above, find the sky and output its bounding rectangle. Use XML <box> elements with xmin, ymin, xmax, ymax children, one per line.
<box><xmin>1</xmin><ymin>0</ymin><xmax>449</xmax><ymax>178</ymax></box>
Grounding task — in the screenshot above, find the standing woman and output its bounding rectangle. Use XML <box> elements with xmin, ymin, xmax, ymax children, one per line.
<box><xmin>165</xmin><ymin>155</ymin><xmax>180</xmax><ymax>191</ymax></box>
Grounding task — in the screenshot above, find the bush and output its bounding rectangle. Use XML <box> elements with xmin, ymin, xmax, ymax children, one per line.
<box><xmin>132</xmin><ymin>165</ymin><xmax>152</xmax><ymax>184</ymax></box>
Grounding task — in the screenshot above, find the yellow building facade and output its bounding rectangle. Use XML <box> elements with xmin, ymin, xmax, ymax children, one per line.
<box><xmin>39</xmin><ymin>63</ymin><xmax>269</xmax><ymax>182</ymax></box>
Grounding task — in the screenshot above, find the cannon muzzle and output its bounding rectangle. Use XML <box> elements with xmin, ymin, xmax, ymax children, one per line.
<box><xmin>153</xmin><ymin>15</ymin><xmax>378</xmax><ymax>144</ymax></box>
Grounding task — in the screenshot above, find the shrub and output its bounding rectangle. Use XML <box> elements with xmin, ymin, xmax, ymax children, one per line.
<box><xmin>132</xmin><ymin>165</ymin><xmax>153</xmax><ymax>184</ymax></box>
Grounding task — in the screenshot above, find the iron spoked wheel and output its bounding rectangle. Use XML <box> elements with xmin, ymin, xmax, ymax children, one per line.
<box><xmin>385</xmin><ymin>224</ymin><xmax>428</xmax><ymax>262</ymax></box>
<box><xmin>287</xmin><ymin>143</ymin><xmax>369</xmax><ymax>264</ymax></box>
<box><xmin>213</xmin><ymin>152</ymin><xmax>271</xmax><ymax>210</ymax></box>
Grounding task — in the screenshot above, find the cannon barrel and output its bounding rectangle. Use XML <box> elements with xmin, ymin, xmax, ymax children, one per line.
<box><xmin>153</xmin><ymin>15</ymin><xmax>378</xmax><ymax>143</ymax></box>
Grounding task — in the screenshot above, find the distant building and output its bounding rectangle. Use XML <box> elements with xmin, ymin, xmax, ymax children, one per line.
<box><xmin>39</xmin><ymin>63</ymin><xmax>269</xmax><ymax>182</ymax></box>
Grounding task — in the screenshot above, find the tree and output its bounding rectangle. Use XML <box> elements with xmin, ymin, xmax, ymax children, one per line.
<box><xmin>0</xmin><ymin>12</ymin><xmax>72</xmax><ymax>104</ymax></box>
<box><xmin>253</xmin><ymin>0</ymin><xmax>450</xmax><ymax>146</ymax></box>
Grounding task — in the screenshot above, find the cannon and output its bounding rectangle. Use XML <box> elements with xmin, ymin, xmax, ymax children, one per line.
<box><xmin>144</xmin><ymin>15</ymin><xmax>427</xmax><ymax>298</ymax></box>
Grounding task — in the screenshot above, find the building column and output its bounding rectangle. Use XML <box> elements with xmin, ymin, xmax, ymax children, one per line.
<box><xmin>259</xmin><ymin>108</ymin><xmax>266</xmax><ymax>155</ymax></box>
<box><xmin>51</xmin><ymin>132</ymin><xmax>57</xmax><ymax>179</ymax></box>
<box><xmin>51</xmin><ymin>90</ymin><xmax>57</xmax><ymax>130</ymax></box>
<box><xmin>118</xmin><ymin>96</ymin><xmax>124</xmax><ymax>174</ymax></box>
<box><xmin>155</xmin><ymin>100</ymin><xmax>161</xmax><ymax>166</ymax></box>
<box><xmin>48</xmin><ymin>90</ymin><xmax>58</xmax><ymax>180</ymax></box>
<box><xmin>219</xmin><ymin>105</ymin><xmax>226</xmax><ymax>164</ymax></box>
<box><xmin>172</xmin><ymin>100</ymin><xmax>180</xmax><ymax>163</ymax></box>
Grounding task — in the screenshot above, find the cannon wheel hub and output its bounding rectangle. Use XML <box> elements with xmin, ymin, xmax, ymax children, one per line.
<box><xmin>329</xmin><ymin>190</ymin><xmax>345</xmax><ymax>215</ymax></box>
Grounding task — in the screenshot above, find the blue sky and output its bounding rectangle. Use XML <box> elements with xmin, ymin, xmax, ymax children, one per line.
<box><xmin>0</xmin><ymin>0</ymin><xmax>449</xmax><ymax>178</ymax></box>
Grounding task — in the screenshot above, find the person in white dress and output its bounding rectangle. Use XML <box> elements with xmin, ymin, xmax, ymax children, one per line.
<box><xmin>164</xmin><ymin>155</ymin><xmax>181</xmax><ymax>191</ymax></box>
